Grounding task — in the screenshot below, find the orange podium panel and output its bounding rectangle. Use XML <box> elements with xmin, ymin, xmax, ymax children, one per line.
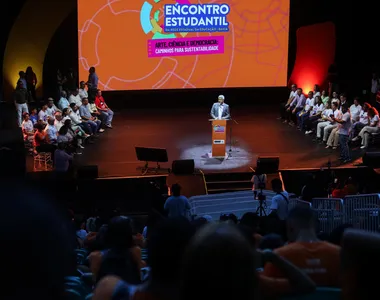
<box><xmin>211</xmin><ymin>119</ymin><xmax>227</xmax><ymax>157</ymax></box>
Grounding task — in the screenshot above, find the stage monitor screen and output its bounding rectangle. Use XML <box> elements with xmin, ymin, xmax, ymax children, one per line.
<box><xmin>78</xmin><ymin>0</ymin><xmax>290</xmax><ymax>90</ymax></box>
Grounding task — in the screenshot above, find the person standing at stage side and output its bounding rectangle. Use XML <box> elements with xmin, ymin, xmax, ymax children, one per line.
<box><xmin>210</xmin><ymin>95</ymin><xmax>230</xmax><ymax>120</ymax></box>
<box><xmin>334</xmin><ymin>104</ymin><xmax>352</xmax><ymax>163</ymax></box>
<box><xmin>87</xmin><ymin>67</ymin><xmax>99</xmax><ymax>102</ymax></box>
<box><xmin>95</xmin><ymin>90</ymin><xmax>114</xmax><ymax>128</ymax></box>
<box><xmin>279</xmin><ymin>84</ymin><xmax>297</xmax><ymax>121</ymax></box>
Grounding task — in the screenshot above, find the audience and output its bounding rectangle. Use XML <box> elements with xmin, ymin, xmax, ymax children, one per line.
<box><xmin>263</xmin><ymin>206</ymin><xmax>341</xmax><ymax>287</ymax></box>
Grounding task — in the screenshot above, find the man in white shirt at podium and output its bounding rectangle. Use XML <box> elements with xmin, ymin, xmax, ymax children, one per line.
<box><xmin>211</xmin><ymin>95</ymin><xmax>231</xmax><ymax>120</ymax></box>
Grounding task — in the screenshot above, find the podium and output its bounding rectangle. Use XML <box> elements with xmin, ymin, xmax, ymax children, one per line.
<box><xmin>210</xmin><ymin>119</ymin><xmax>228</xmax><ymax>158</ymax></box>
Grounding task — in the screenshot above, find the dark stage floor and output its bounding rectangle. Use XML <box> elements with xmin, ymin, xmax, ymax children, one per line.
<box><xmin>28</xmin><ymin>107</ymin><xmax>366</xmax><ymax>177</ymax></box>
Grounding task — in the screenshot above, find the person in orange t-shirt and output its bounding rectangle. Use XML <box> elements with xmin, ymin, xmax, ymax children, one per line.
<box><xmin>263</xmin><ymin>206</ymin><xmax>341</xmax><ymax>287</ymax></box>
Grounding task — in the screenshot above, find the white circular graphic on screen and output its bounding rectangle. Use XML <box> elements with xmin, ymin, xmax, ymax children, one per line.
<box><xmin>180</xmin><ymin>145</ymin><xmax>252</xmax><ymax>170</ymax></box>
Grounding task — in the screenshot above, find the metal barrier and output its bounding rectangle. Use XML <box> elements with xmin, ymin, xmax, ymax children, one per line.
<box><xmin>288</xmin><ymin>198</ymin><xmax>311</xmax><ymax>210</ymax></box>
<box><xmin>311</xmin><ymin>198</ymin><xmax>345</xmax><ymax>234</ymax></box>
<box><xmin>343</xmin><ymin>194</ymin><xmax>380</xmax><ymax>232</ymax></box>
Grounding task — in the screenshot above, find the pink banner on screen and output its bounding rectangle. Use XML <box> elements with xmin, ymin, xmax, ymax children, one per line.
<box><xmin>148</xmin><ymin>36</ymin><xmax>224</xmax><ymax>58</ymax></box>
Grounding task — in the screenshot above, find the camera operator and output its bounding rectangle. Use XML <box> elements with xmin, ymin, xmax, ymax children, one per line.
<box><xmin>269</xmin><ymin>178</ymin><xmax>289</xmax><ymax>221</ymax></box>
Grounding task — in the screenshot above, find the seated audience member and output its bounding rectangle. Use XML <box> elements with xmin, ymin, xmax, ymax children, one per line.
<box><xmin>220</xmin><ymin>213</ymin><xmax>238</xmax><ymax>224</ymax></box>
<box><xmin>54</xmin><ymin>112</ymin><xmax>65</xmax><ymax>131</ymax></box>
<box><xmin>251</xmin><ymin>171</ymin><xmax>267</xmax><ymax>190</ymax></box>
<box><xmin>321</xmin><ymin>89</ymin><xmax>330</xmax><ymax>105</ymax></box>
<box><xmin>63</xmin><ymin>109</ymin><xmax>89</xmax><ymax>138</ymax></box>
<box><xmin>29</xmin><ymin>107</ymin><xmax>38</xmax><ymax>126</ymax></box>
<box><xmin>313</xmin><ymin>84</ymin><xmax>321</xmax><ymax>97</ymax></box>
<box><xmin>305</xmin><ymin>96</ymin><xmax>324</xmax><ymax>134</ymax></box>
<box><xmin>341</xmin><ymin>229</ymin><xmax>380</xmax><ymax>300</ymax></box>
<box><xmin>259</xmin><ymin>234</ymin><xmax>284</xmax><ymax>250</ymax></box>
<box><xmin>44</xmin><ymin>117</ymin><xmax>58</xmax><ymax>145</ymax></box>
<box><xmin>88</xmin><ymin>216</ymin><xmax>144</xmax><ymax>283</ymax></box>
<box><xmin>240</xmin><ymin>212</ymin><xmax>262</xmax><ymax>246</ymax></box>
<box><xmin>280</xmin><ymin>84</ymin><xmax>297</xmax><ymax>121</ymax></box>
<box><xmin>79</xmin><ymin>98</ymin><xmax>103</xmax><ymax>133</ymax></box>
<box><xmin>46</xmin><ymin>97</ymin><xmax>60</xmax><ymax>118</ymax></box>
<box><xmin>349</xmin><ymin>97</ymin><xmax>362</xmax><ymax>123</ymax></box>
<box><xmin>296</xmin><ymin>91</ymin><xmax>314</xmax><ymax>131</ymax></box>
<box><xmin>263</xmin><ymin>206</ymin><xmax>341</xmax><ymax>287</ymax></box>
<box><xmin>57</xmin><ymin>124</ymin><xmax>83</xmax><ymax>152</ymax></box>
<box><xmin>68</xmin><ymin>103</ymin><xmax>93</xmax><ymax>135</ymax></box>
<box><xmin>269</xmin><ymin>178</ymin><xmax>289</xmax><ymax>221</ymax></box>
<box><xmin>353</xmin><ymin>107</ymin><xmax>380</xmax><ymax>149</ymax></box>
<box><xmin>300</xmin><ymin>173</ymin><xmax>322</xmax><ymax>202</ymax></box>
<box><xmin>350</xmin><ymin>102</ymin><xmax>370</xmax><ymax>140</ymax></box>
<box><xmin>58</xmin><ymin>90</ymin><xmax>70</xmax><ymax>110</ymax></box>
<box><xmin>325</xmin><ymin>127</ymin><xmax>339</xmax><ymax>149</ymax></box>
<box><xmin>78</xmin><ymin>81</ymin><xmax>88</xmax><ymax>99</ymax></box>
<box><xmin>93</xmin><ymin>218</ymin><xmax>195</xmax><ymax>300</ymax></box>
<box><xmin>164</xmin><ymin>183</ymin><xmax>191</xmax><ymax>218</ymax></box>
<box><xmin>21</xmin><ymin>112</ymin><xmax>34</xmax><ymax>144</ymax></box>
<box><xmin>54</xmin><ymin>142</ymin><xmax>73</xmax><ymax>172</ymax></box>
<box><xmin>328</xmin><ymin>224</ymin><xmax>353</xmax><ymax>246</ymax></box>
<box><xmin>38</xmin><ymin>103</ymin><xmax>48</xmax><ymax>125</ymax></box>
<box><xmin>286</xmin><ymin>88</ymin><xmax>306</xmax><ymax>126</ymax></box>
<box><xmin>339</xmin><ymin>93</ymin><xmax>348</xmax><ymax>109</ymax></box>
<box><xmin>316</xmin><ymin>102</ymin><xmax>341</xmax><ymax>143</ymax></box>
<box><xmin>33</xmin><ymin>123</ymin><xmax>56</xmax><ymax>154</ymax></box>
<box><xmin>95</xmin><ymin>89</ymin><xmax>114</xmax><ymax>128</ymax></box>
<box><xmin>0</xmin><ymin>181</ymin><xmax>73</xmax><ymax>300</ymax></box>
<box><xmin>69</xmin><ymin>88</ymin><xmax>82</xmax><ymax>107</ymax></box>
<box><xmin>13</xmin><ymin>79</ymin><xmax>29</xmax><ymax>126</ymax></box>
<box><xmin>332</xmin><ymin>176</ymin><xmax>358</xmax><ymax>198</ymax></box>
<box><xmin>181</xmin><ymin>223</ymin><xmax>258</xmax><ymax>300</ymax></box>
<box><xmin>331</xmin><ymin>91</ymin><xmax>339</xmax><ymax>107</ymax></box>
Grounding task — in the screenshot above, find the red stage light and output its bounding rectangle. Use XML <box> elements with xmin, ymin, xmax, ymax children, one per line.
<box><xmin>289</xmin><ymin>22</ymin><xmax>336</xmax><ymax>92</ymax></box>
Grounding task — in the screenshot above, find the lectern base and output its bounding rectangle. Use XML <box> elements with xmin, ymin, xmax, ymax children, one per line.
<box><xmin>207</xmin><ymin>152</ymin><xmax>228</xmax><ymax>160</ymax></box>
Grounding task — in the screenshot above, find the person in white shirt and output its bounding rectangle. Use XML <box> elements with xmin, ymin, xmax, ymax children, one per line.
<box><xmin>313</xmin><ymin>84</ymin><xmax>321</xmax><ymax>98</ymax></box>
<box><xmin>350</xmin><ymin>102</ymin><xmax>371</xmax><ymax>140</ymax></box>
<box><xmin>349</xmin><ymin>97</ymin><xmax>362</xmax><ymax>122</ymax></box>
<box><xmin>296</xmin><ymin>91</ymin><xmax>314</xmax><ymax>130</ymax></box>
<box><xmin>269</xmin><ymin>178</ymin><xmax>289</xmax><ymax>221</ymax></box>
<box><xmin>69</xmin><ymin>88</ymin><xmax>83</xmax><ymax>108</ymax></box>
<box><xmin>316</xmin><ymin>102</ymin><xmax>340</xmax><ymax>141</ymax></box>
<box><xmin>58</xmin><ymin>91</ymin><xmax>70</xmax><ymax>110</ymax></box>
<box><xmin>44</xmin><ymin>118</ymin><xmax>58</xmax><ymax>145</ymax></box>
<box><xmin>21</xmin><ymin>112</ymin><xmax>34</xmax><ymax>144</ymax></box>
<box><xmin>331</xmin><ymin>91</ymin><xmax>339</xmax><ymax>107</ymax></box>
<box><xmin>354</xmin><ymin>107</ymin><xmax>380</xmax><ymax>149</ymax></box>
<box><xmin>78</xmin><ymin>81</ymin><xmax>88</xmax><ymax>99</ymax></box>
<box><xmin>334</xmin><ymin>105</ymin><xmax>352</xmax><ymax>163</ymax></box>
<box><xmin>54</xmin><ymin>112</ymin><xmax>65</xmax><ymax>132</ymax></box>
<box><xmin>69</xmin><ymin>103</ymin><xmax>92</xmax><ymax>134</ymax></box>
<box><xmin>305</xmin><ymin>96</ymin><xmax>325</xmax><ymax>134</ymax></box>
<box><xmin>46</xmin><ymin>98</ymin><xmax>61</xmax><ymax>119</ymax></box>
<box><xmin>279</xmin><ymin>84</ymin><xmax>297</xmax><ymax>120</ymax></box>
<box><xmin>38</xmin><ymin>104</ymin><xmax>48</xmax><ymax>125</ymax></box>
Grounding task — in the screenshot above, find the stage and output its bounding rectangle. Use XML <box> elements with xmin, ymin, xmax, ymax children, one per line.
<box><xmin>32</xmin><ymin>106</ymin><xmax>362</xmax><ymax>178</ymax></box>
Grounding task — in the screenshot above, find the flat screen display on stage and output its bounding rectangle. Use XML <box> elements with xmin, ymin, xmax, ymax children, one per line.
<box><xmin>77</xmin><ymin>0</ymin><xmax>290</xmax><ymax>90</ymax></box>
